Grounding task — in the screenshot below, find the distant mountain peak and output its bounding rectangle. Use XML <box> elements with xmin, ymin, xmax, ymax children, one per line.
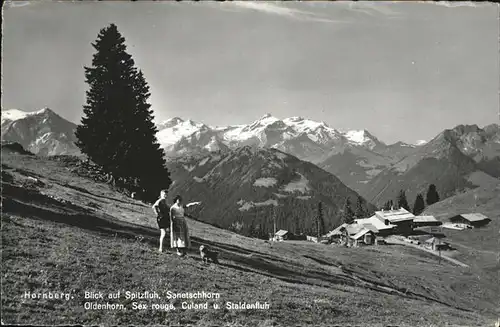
<box><xmin>344</xmin><ymin>129</ymin><xmax>383</xmax><ymax>148</ymax></box>
<box><xmin>38</xmin><ymin>107</ymin><xmax>54</xmax><ymax>114</ymax></box>
<box><xmin>158</xmin><ymin>117</ymin><xmax>184</xmax><ymax>128</ymax></box>
<box><xmin>415</xmin><ymin>140</ymin><xmax>427</xmax><ymax>146</ymax></box>
<box><xmin>388</xmin><ymin>141</ymin><xmax>415</xmax><ymax>148</ymax></box>
<box><xmin>256</xmin><ymin>113</ymin><xmax>279</xmax><ymax>123</ymax></box>
<box><xmin>2</xmin><ymin>107</ymin><xmax>55</xmax><ymax>123</ymax></box>
<box><xmin>1</xmin><ymin>107</ymin><xmax>79</xmax><ymax>156</ymax></box>
<box><xmin>169</xmin><ymin>117</ymin><xmax>184</xmax><ymax>123</ymax></box>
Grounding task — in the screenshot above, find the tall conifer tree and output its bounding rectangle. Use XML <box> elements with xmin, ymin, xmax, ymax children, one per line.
<box><xmin>426</xmin><ymin>184</ymin><xmax>440</xmax><ymax>206</ymax></box>
<box><xmin>75</xmin><ymin>24</ymin><xmax>170</xmax><ymax>200</ymax></box>
<box><xmin>317</xmin><ymin>202</ymin><xmax>324</xmax><ymax>239</ymax></box>
<box><xmin>341</xmin><ymin>198</ymin><xmax>355</xmax><ymax>224</ymax></box>
<box><xmin>412</xmin><ymin>193</ymin><xmax>426</xmax><ymax>215</ymax></box>
<box><xmin>397</xmin><ymin>190</ymin><xmax>410</xmax><ymax>211</ymax></box>
<box><xmin>354</xmin><ymin>195</ymin><xmax>366</xmax><ymax>218</ymax></box>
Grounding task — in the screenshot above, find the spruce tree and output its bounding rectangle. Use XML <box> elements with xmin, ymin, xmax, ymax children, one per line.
<box><xmin>397</xmin><ymin>190</ymin><xmax>410</xmax><ymax>211</ymax></box>
<box><xmin>294</xmin><ymin>216</ymin><xmax>300</xmax><ymax>235</ymax></box>
<box><xmin>426</xmin><ymin>184</ymin><xmax>440</xmax><ymax>206</ymax></box>
<box><xmin>341</xmin><ymin>198</ymin><xmax>355</xmax><ymax>224</ymax></box>
<box><xmin>317</xmin><ymin>202</ymin><xmax>324</xmax><ymax>239</ymax></box>
<box><xmin>412</xmin><ymin>193</ymin><xmax>425</xmax><ymax>215</ymax></box>
<box><xmin>383</xmin><ymin>199</ymin><xmax>394</xmax><ymax>210</ymax></box>
<box><xmin>75</xmin><ymin>24</ymin><xmax>170</xmax><ymax>201</ymax></box>
<box><xmin>354</xmin><ymin>195</ymin><xmax>366</xmax><ymax>218</ymax></box>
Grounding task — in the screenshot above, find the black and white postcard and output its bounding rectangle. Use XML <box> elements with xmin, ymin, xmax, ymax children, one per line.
<box><xmin>1</xmin><ymin>1</ymin><xmax>499</xmax><ymax>326</ymax></box>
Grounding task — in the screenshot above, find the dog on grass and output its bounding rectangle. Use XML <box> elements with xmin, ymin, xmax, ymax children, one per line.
<box><xmin>199</xmin><ymin>245</ymin><xmax>219</xmax><ymax>264</ymax></box>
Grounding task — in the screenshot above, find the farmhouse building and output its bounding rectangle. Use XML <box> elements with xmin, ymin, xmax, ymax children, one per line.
<box><xmin>350</xmin><ymin>228</ymin><xmax>375</xmax><ymax>246</ymax></box>
<box><xmin>332</xmin><ymin>223</ymin><xmax>376</xmax><ymax>247</ymax></box>
<box><xmin>413</xmin><ymin>215</ymin><xmax>442</xmax><ymax>227</ymax></box>
<box><xmin>372</xmin><ymin>208</ymin><xmax>415</xmax><ymax>234</ymax></box>
<box><xmin>325</xmin><ymin>223</ymin><xmax>348</xmax><ymax>240</ymax></box>
<box><xmin>424</xmin><ymin>237</ymin><xmax>450</xmax><ymax>251</ymax></box>
<box><xmin>275</xmin><ymin>230</ymin><xmax>291</xmax><ymax>241</ymax></box>
<box><xmin>448</xmin><ymin>213</ymin><xmax>491</xmax><ymax>228</ymax></box>
<box><xmin>354</xmin><ymin>216</ymin><xmax>396</xmax><ymax>236</ymax></box>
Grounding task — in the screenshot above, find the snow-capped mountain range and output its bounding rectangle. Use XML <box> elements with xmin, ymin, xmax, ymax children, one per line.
<box><xmin>3</xmin><ymin>108</ymin><xmax>498</xmax><ymax>205</ymax></box>
<box><xmin>156</xmin><ymin>113</ymin><xmax>403</xmax><ymax>162</ymax></box>
<box><xmin>1</xmin><ymin>108</ymin><xmax>420</xmax><ymax>159</ymax></box>
<box><xmin>1</xmin><ymin>108</ymin><xmax>79</xmax><ymax>156</ymax></box>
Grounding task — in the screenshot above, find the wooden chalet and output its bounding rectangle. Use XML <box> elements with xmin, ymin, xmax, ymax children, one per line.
<box><xmin>354</xmin><ymin>216</ymin><xmax>396</xmax><ymax>236</ymax></box>
<box><xmin>275</xmin><ymin>230</ymin><xmax>292</xmax><ymax>241</ymax></box>
<box><xmin>413</xmin><ymin>215</ymin><xmax>442</xmax><ymax>227</ymax></box>
<box><xmin>448</xmin><ymin>213</ymin><xmax>491</xmax><ymax>228</ymax></box>
<box><xmin>372</xmin><ymin>208</ymin><xmax>415</xmax><ymax>234</ymax></box>
<box><xmin>350</xmin><ymin>228</ymin><xmax>375</xmax><ymax>246</ymax></box>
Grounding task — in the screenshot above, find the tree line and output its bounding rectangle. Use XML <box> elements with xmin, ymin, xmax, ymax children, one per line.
<box><xmin>338</xmin><ymin>195</ymin><xmax>374</xmax><ymax>224</ymax></box>
<box><xmin>381</xmin><ymin>184</ymin><xmax>440</xmax><ymax>216</ymax></box>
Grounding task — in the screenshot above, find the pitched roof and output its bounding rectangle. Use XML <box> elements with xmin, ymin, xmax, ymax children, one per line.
<box><xmin>345</xmin><ymin>224</ymin><xmax>365</xmax><ymax>236</ymax></box>
<box><xmin>374</xmin><ymin>208</ymin><xmax>415</xmax><ymax>223</ymax></box>
<box><xmin>275</xmin><ymin>230</ymin><xmax>289</xmax><ymax>236</ymax></box>
<box><xmin>456</xmin><ymin>213</ymin><xmax>490</xmax><ymax>222</ymax></box>
<box><xmin>355</xmin><ymin>216</ymin><xmax>396</xmax><ymax>231</ymax></box>
<box><xmin>414</xmin><ymin>215</ymin><xmax>440</xmax><ymax>223</ymax></box>
<box><xmin>362</xmin><ymin>223</ymin><xmax>379</xmax><ymax>233</ymax></box>
<box><xmin>352</xmin><ymin>228</ymin><xmax>374</xmax><ymax>240</ymax></box>
<box><xmin>326</xmin><ymin>223</ymin><xmax>348</xmax><ymax>237</ymax></box>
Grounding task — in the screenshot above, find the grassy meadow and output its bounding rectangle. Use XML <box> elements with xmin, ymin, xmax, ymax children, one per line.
<box><xmin>1</xmin><ymin>152</ymin><xmax>499</xmax><ymax>326</ymax></box>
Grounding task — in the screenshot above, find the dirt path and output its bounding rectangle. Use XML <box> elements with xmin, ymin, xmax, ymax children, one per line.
<box><xmin>385</xmin><ymin>236</ymin><xmax>469</xmax><ymax>268</ymax></box>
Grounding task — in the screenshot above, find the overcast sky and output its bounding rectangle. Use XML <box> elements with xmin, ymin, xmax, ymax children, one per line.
<box><xmin>2</xmin><ymin>1</ymin><xmax>499</xmax><ymax>144</ymax></box>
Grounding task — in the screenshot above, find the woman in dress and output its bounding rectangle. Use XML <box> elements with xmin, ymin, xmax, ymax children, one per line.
<box><xmin>152</xmin><ymin>190</ymin><xmax>170</xmax><ymax>252</ymax></box>
<box><xmin>170</xmin><ymin>195</ymin><xmax>201</xmax><ymax>256</ymax></box>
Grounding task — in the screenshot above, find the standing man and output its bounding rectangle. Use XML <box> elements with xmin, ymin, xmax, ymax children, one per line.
<box><xmin>152</xmin><ymin>190</ymin><xmax>170</xmax><ymax>252</ymax></box>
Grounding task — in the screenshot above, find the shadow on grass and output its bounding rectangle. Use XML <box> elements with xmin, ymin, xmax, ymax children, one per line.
<box><xmin>2</xmin><ymin>183</ymin><xmax>93</xmax><ymax>214</ymax></box>
<box><xmin>3</xmin><ymin>192</ymin><xmax>353</xmax><ymax>290</ymax></box>
<box><xmin>61</xmin><ymin>182</ymin><xmax>145</xmax><ymax>207</ymax></box>
<box><xmin>190</xmin><ymin>237</ymin><xmax>290</xmax><ymax>264</ymax></box>
<box><xmin>3</xmin><ymin>196</ymin><xmax>159</xmax><ymax>244</ymax></box>
<box><xmin>1</xmin><ymin>188</ymin><xmax>477</xmax><ymax>313</ymax></box>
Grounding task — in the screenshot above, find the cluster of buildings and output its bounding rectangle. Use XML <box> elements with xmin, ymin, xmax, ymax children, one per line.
<box><xmin>325</xmin><ymin>208</ymin><xmax>422</xmax><ymax>247</ymax></box>
<box><xmin>272</xmin><ymin>208</ymin><xmax>491</xmax><ymax>249</ymax></box>
<box><xmin>323</xmin><ymin>208</ymin><xmax>490</xmax><ymax>247</ymax></box>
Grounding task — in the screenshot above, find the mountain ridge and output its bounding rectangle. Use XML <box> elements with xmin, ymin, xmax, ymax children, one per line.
<box><xmin>361</xmin><ymin>122</ymin><xmax>500</xmax><ymax>207</ymax></box>
<box><xmin>1</xmin><ymin>108</ymin><xmax>80</xmax><ymax>156</ymax></box>
<box><xmin>166</xmin><ymin>145</ymin><xmax>376</xmax><ymax>237</ymax></box>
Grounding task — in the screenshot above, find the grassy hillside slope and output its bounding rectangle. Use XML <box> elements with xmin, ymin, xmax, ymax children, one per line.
<box><xmin>1</xmin><ymin>152</ymin><xmax>499</xmax><ymax>326</ymax></box>
<box><xmin>423</xmin><ymin>181</ymin><xmax>500</xmax><ymax>275</ymax></box>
